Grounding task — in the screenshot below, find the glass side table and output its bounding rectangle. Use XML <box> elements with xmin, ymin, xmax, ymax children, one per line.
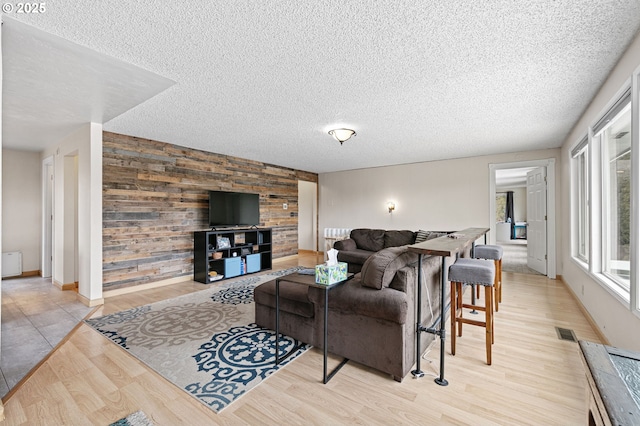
<box><xmin>274</xmin><ymin>271</ymin><xmax>354</xmax><ymax>384</ymax></box>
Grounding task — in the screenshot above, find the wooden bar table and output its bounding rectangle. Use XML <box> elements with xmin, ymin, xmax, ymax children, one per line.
<box><xmin>408</xmin><ymin>227</ymin><xmax>489</xmax><ymax>386</ymax></box>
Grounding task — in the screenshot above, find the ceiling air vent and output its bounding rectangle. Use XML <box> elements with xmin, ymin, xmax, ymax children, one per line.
<box><xmin>555</xmin><ymin>327</ymin><xmax>577</xmax><ymax>342</ymax></box>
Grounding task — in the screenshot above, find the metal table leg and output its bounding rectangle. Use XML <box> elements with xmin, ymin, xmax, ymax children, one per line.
<box><xmin>435</xmin><ymin>256</ymin><xmax>448</xmax><ymax>386</ymax></box>
<box><xmin>470</xmin><ymin>242</ymin><xmax>478</xmax><ymax>315</ymax></box>
<box><xmin>324</xmin><ymin>287</ymin><xmax>328</xmax><ymax>381</ymax></box>
<box><xmin>412</xmin><ymin>253</ymin><xmax>448</xmax><ymax>385</ymax></box>
<box><xmin>275</xmin><ymin>278</ymin><xmax>281</xmax><ymax>364</ymax></box>
<box><xmin>323</xmin><ymin>285</ymin><xmax>348</xmax><ymax>384</ymax></box>
<box><xmin>412</xmin><ymin>254</ymin><xmax>425</xmax><ymax>379</ymax></box>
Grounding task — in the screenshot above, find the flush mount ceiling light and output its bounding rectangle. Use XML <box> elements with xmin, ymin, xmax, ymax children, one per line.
<box><xmin>328</xmin><ymin>128</ymin><xmax>356</xmax><ymax>145</ymax></box>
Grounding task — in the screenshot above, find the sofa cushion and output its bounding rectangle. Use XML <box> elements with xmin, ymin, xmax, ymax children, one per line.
<box><xmin>384</xmin><ymin>230</ymin><xmax>416</xmax><ymax>248</ymax></box>
<box><xmin>360</xmin><ymin>246</ymin><xmax>417</xmax><ymax>290</ymax></box>
<box><xmin>337</xmin><ymin>248</ymin><xmax>373</xmax><ymax>265</ymax></box>
<box><xmin>253</xmin><ymin>279</ymin><xmax>314</xmax><ymax>318</ymax></box>
<box><xmin>329</xmin><ymin>280</ymin><xmax>408</xmax><ymax>324</ymax></box>
<box><xmin>351</xmin><ymin>229</ymin><xmax>385</xmax><ymax>252</ymax></box>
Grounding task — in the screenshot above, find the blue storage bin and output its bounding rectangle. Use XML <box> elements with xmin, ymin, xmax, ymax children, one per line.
<box><xmin>224</xmin><ymin>257</ymin><xmax>242</xmax><ymax>278</ymax></box>
<box><xmin>246</xmin><ymin>253</ymin><xmax>261</xmax><ymax>273</ymax></box>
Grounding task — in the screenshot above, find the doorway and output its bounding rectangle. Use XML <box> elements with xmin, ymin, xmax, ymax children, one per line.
<box><xmin>489</xmin><ymin>159</ymin><xmax>556</xmax><ymax>278</ymax></box>
<box><xmin>298</xmin><ymin>181</ymin><xmax>318</xmax><ymax>253</ymax></box>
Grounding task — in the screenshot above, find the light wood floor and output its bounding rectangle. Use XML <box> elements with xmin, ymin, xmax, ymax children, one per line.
<box><xmin>1</xmin><ymin>253</ymin><xmax>600</xmax><ymax>425</ymax></box>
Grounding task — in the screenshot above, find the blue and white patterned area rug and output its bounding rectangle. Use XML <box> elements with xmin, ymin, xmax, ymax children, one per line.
<box><xmin>109</xmin><ymin>410</ymin><xmax>154</xmax><ymax>426</ymax></box>
<box><xmin>85</xmin><ymin>268</ymin><xmax>307</xmax><ymax>413</ymax></box>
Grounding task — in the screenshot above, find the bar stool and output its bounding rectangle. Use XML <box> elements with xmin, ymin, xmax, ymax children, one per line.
<box><xmin>449</xmin><ymin>258</ymin><xmax>495</xmax><ymax>365</ymax></box>
<box><xmin>473</xmin><ymin>245</ymin><xmax>503</xmax><ymax>312</ymax></box>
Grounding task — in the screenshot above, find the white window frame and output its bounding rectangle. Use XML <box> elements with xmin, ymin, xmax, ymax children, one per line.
<box><xmin>570</xmin><ymin>136</ymin><xmax>589</xmax><ymax>266</ymax></box>
<box><xmin>599</xmin><ymin>102</ymin><xmax>631</xmax><ymax>296</ymax></box>
<box><xmin>586</xmin><ymin>85</ymin><xmax>633</xmax><ymax>305</ymax></box>
<box><xmin>571</xmin><ymin>73</ymin><xmax>640</xmax><ymax>318</ymax></box>
<box><xmin>631</xmin><ymin>66</ymin><xmax>640</xmax><ymax>317</ymax></box>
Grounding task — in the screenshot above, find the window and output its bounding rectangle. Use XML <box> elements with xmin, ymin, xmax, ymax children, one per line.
<box><xmin>571</xmin><ymin>137</ymin><xmax>589</xmax><ymax>263</ymax></box>
<box><xmin>597</xmin><ymin>100</ymin><xmax>631</xmax><ymax>293</ymax></box>
<box><xmin>570</xmin><ymin>82</ymin><xmax>639</xmax><ymax>311</ymax></box>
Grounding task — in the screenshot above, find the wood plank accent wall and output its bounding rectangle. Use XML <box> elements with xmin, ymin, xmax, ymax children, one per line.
<box><xmin>102</xmin><ymin>132</ymin><xmax>317</xmax><ymax>291</ymax></box>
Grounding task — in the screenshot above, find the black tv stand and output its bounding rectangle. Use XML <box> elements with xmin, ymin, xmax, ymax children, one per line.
<box><xmin>194</xmin><ymin>228</ymin><xmax>272</xmax><ymax>284</ymax></box>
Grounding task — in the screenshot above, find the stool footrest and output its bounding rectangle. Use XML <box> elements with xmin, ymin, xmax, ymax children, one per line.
<box><xmin>458</xmin><ymin>318</ymin><xmax>486</xmax><ymax>328</ymax></box>
<box><xmin>461</xmin><ymin>303</ymin><xmax>487</xmax><ymax>312</ymax></box>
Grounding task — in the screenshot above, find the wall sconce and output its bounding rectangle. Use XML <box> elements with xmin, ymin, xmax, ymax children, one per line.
<box><xmin>328</xmin><ymin>128</ymin><xmax>356</xmax><ymax>145</ymax></box>
<box><xmin>387</xmin><ymin>202</ymin><xmax>396</xmax><ymax>213</ymax></box>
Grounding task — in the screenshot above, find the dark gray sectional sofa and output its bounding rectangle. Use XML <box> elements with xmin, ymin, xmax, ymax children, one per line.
<box><xmin>334</xmin><ymin>228</ymin><xmax>448</xmax><ymax>273</ymax></box>
<box><xmin>254</xmin><ymin>244</ymin><xmax>444</xmax><ymax>381</ymax></box>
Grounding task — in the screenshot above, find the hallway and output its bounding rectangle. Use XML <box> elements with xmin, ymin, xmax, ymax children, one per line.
<box><xmin>498</xmin><ymin>239</ymin><xmax>544</xmax><ymax>275</ymax></box>
<box><xmin>0</xmin><ymin>276</ymin><xmax>93</xmax><ymax>397</ymax></box>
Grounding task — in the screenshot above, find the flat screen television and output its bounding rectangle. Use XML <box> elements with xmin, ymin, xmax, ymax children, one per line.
<box><xmin>208</xmin><ymin>191</ymin><xmax>260</xmax><ymax>227</ymax></box>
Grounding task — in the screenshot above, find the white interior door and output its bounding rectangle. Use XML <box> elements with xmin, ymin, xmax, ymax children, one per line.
<box><xmin>527</xmin><ymin>167</ymin><xmax>547</xmax><ymax>274</ymax></box>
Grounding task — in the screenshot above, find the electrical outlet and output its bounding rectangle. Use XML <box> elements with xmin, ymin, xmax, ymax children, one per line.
<box><xmin>283</xmin><ymin>203</ymin><xmax>288</xmax><ymax>210</ymax></box>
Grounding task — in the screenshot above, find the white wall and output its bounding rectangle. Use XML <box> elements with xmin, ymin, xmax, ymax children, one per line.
<box><xmin>319</xmin><ymin>147</ymin><xmax>561</xmax><ymax>265</ymax></box>
<box><xmin>560</xmin><ymin>31</ymin><xmax>640</xmax><ymax>351</ymax></box>
<box><xmin>1</xmin><ymin>27</ymin><xmax>4</xmax><ymax>366</ymax></box>
<box><xmin>2</xmin><ymin>149</ymin><xmax>42</xmax><ymax>273</ymax></box>
<box><xmin>42</xmin><ymin>123</ymin><xmax>103</xmax><ymax>305</ymax></box>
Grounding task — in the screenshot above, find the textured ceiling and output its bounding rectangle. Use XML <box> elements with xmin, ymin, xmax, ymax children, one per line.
<box><xmin>5</xmin><ymin>1</ymin><xmax>640</xmax><ymax>173</ymax></box>
<box><xmin>2</xmin><ymin>17</ymin><xmax>174</xmax><ymax>150</ymax></box>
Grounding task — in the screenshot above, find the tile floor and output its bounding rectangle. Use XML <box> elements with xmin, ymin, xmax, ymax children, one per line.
<box><xmin>0</xmin><ymin>276</ymin><xmax>94</xmax><ymax>397</ymax></box>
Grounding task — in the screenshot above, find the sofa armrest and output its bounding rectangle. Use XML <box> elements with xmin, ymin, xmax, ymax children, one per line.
<box><xmin>334</xmin><ymin>238</ymin><xmax>357</xmax><ymax>251</ymax></box>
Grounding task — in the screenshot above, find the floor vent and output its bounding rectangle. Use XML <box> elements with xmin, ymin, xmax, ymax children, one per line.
<box><xmin>555</xmin><ymin>327</ymin><xmax>577</xmax><ymax>342</ymax></box>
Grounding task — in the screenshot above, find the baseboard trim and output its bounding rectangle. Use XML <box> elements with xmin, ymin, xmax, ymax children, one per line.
<box><xmin>557</xmin><ymin>275</ymin><xmax>610</xmax><ymax>345</ymax></box>
<box><xmin>53</xmin><ymin>280</ymin><xmax>78</xmax><ymax>291</ymax></box>
<box><xmin>273</xmin><ymin>254</ymin><xmax>298</xmax><ymax>264</ymax></box>
<box><xmin>76</xmin><ymin>293</ymin><xmax>104</xmax><ymax>307</ymax></box>
<box><xmin>2</xmin><ymin>270</ymin><xmax>40</xmax><ymax>280</ymax></box>
<box><xmin>102</xmin><ymin>275</ymin><xmax>193</xmax><ymax>298</ymax></box>
<box><xmin>298</xmin><ymin>249</ymin><xmax>321</xmax><ymax>255</ymax></box>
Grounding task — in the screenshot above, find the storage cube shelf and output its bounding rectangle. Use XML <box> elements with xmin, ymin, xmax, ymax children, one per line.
<box><xmin>246</xmin><ymin>253</ymin><xmax>261</xmax><ymax>273</ymax></box>
<box><xmin>194</xmin><ymin>228</ymin><xmax>272</xmax><ymax>284</ymax></box>
<box><xmin>224</xmin><ymin>257</ymin><xmax>242</xmax><ymax>278</ymax></box>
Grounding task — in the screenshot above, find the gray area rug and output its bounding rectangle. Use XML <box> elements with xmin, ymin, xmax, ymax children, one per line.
<box><xmin>110</xmin><ymin>410</ymin><xmax>154</xmax><ymax>426</ymax></box>
<box><xmin>86</xmin><ymin>268</ymin><xmax>308</xmax><ymax>413</ymax></box>
<box><xmin>499</xmin><ymin>241</ymin><xmax>544</xmax><ymax>275</ymax></box>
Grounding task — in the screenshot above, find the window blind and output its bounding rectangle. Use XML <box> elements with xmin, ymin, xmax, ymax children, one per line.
<box><xmin>571</xmin><ymin>136</ymin><xmax>588</xmax><ymax>158</ymax></box>
<box><xmin>592</xmin><ymin>88</ymin><xmax>631</xmax><ymax>135</ymax></box>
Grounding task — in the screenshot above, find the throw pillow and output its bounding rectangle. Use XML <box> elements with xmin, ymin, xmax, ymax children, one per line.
<box><xmin>360</xmin><ymin>246</ymin><xmax>417</xmax><ymax>290</ymax></box>
<box><xmin>415</xmin><ymin>229</ymin><xmax>429</xmax><ymax>243</ymax></box>
<box><xmin>415</xmin><ymin>230</ymin><xmax>449</xmax><ymax>243</ymax></box>
<box><xmin>351</xmin><ymin>228</ymin><xmax>385</xmax><ymax>252</ymax></box>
